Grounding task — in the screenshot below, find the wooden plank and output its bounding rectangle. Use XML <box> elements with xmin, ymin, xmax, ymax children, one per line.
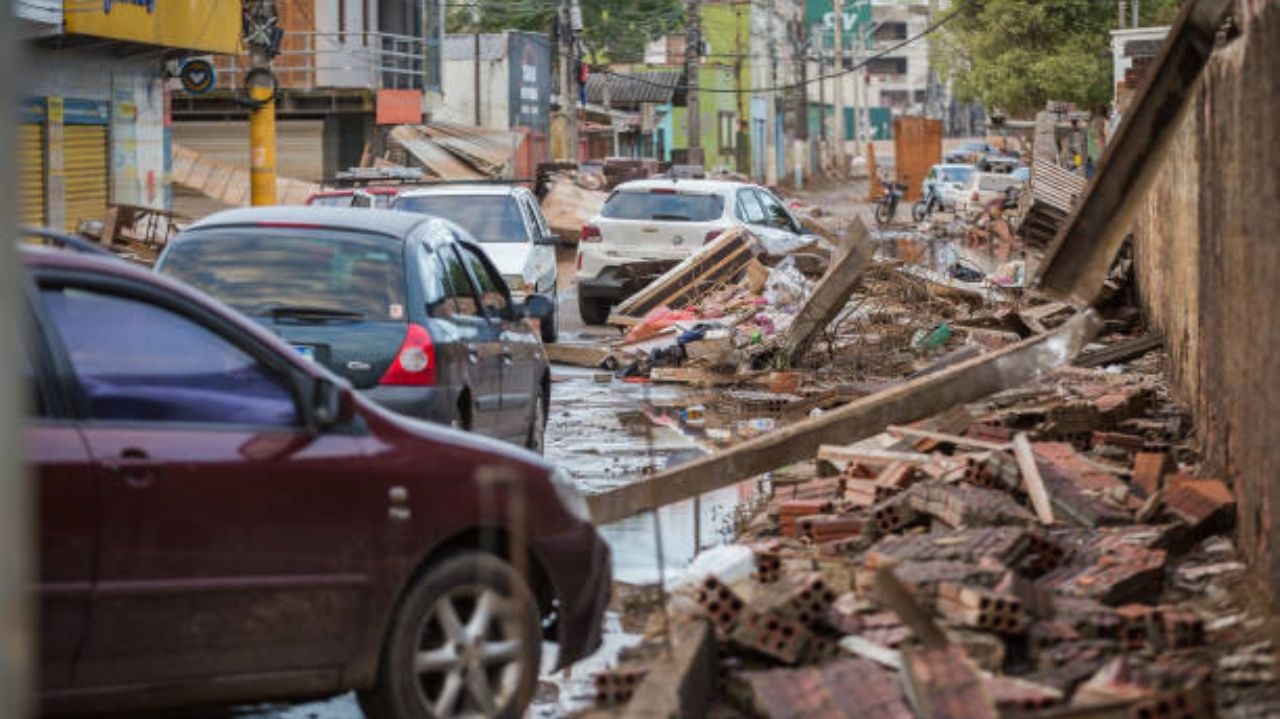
<box><xmin>776</xmin><ymin>217</ymin><xmax>873</xmax><ymax>366</ymax></box>
<box><xmin>885</xmin><ymin>426</ymin><xmax>1009</xmax><ymax>452</ymax></box>
<box><xmin>1012</xmin><ymin>432</ymin><xmax>1056</xmax><ymax>525</ymax></box>
<box><xmin>622</xmin><ymin>621</ymin><xmax>716</xmax><ymax>719</ymax></box>
<box><xmin>649</xmin><ymin>367</ymin><xmax>737</xmax><ymax>386</ymax></box>
<box><xmin>609</xmin><ymin>228</ymin><xmax>756</xmax><ymax>321</ymax></box>
<box><xmin>875</xmin><ymin>566</ymin><xmax>949</xmax><ymax>649</ymax></box>
<box><xmin>587</xmin><ymin>311</ymin><xmax>1103</xmax><ymax>525</ymax></box>
<box><xmin>543</xmin><ymin>343</ymin><xmax>618</xmax><ymax>369</ymax></box>
<box><xmin>839</xmin><ymin>635</ymin><xmax>903</xmax><ymax>671</ymax></box>
<box><xmin>1033</xmin><ymin>0</ymin><xmax>1235</xmax><ymax>305</ymax></box>
<box><xmin>1073</xmin><ymin>332</ymin><xmax>1164</xmax><ymax>368</ymax></box>
<box><xmin>816</xmin><ymin>446</ymin><xmax>934</xmax><ymax>466</ymax></box>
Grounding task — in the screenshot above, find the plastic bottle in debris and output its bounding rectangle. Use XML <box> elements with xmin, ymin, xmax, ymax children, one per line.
<box><xmin>911</xmin><ymin>322</ymin><xmax>951</xmax><ymax>351</ymax></box>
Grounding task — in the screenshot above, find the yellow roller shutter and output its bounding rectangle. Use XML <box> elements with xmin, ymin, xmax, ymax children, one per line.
<box><xmin>19</xmin><ymin>124</ymin><xmax>44</xmax><ymax>228</ymax></box>
<box><xmin>63</xmin><ymin>125</ymin><xmax>108</xmax><ymax>233</ymax></box>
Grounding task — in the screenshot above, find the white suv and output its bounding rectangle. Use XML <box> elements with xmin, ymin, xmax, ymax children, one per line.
<box><xmin>575</xmin><ymin>178</ymin><xmax>810</xmax><ymax>324</ymax></box>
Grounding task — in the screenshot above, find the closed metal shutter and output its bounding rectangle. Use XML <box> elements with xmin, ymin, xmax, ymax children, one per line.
<box><xmin>63</xmin><ymin>124</ymin><xmax>108</xmax><ymax>232</ymax></box>
<box><xmin>19</xmin><ymin>123</ymin><xmax>45</xmax><ymax>227</ymax></box>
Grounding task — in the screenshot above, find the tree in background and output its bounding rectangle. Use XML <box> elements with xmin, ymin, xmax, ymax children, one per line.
<box><xmin>936</xmin><ymin>0</ymin><xmax>1188</xmax><ymax>118</ymax></box>
<box><xmin>447</xmin><ymin>0</ymin><xmax>685</xmax><ymax>65</ymax></box>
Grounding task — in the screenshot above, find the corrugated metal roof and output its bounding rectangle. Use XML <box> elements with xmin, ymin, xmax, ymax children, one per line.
<box><xmin>585</xmin><ymin>70</ymin><xmax>681</xmax><ymax>107</ymax></box>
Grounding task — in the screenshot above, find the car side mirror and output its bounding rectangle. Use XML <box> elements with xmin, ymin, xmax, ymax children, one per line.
<box><xmin>522</xmin><ymin>293</ymin><xmax>555</xmax><ymax>321</ymax></box>
<box><xmin>536</xmin><ymin>232</ymin><xmax>560</xmax><ymax>246</ymax></box>
<box><xmin>312</xmin><ymin>377</ymin><xmax>355</xmax><ymax>431</ymax></box>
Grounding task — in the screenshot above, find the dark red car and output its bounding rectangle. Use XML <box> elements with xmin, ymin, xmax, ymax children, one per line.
<box><xmin>22</xmin><ymin>245</ymin><xmax>609</xmax><ymax>717</ymax></box>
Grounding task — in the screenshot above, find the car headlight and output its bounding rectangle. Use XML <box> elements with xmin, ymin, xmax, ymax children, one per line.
<box><xmin>549</xmin><ymin>468</ymin><xmax>592</xmax><ymax>523</ymax></box>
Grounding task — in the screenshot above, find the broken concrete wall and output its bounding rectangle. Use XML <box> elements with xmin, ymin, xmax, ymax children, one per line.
<box><xmin>1131</xmin><ymin>0</ymin><xmax>1279</xmax><ymax>604</ymax></box>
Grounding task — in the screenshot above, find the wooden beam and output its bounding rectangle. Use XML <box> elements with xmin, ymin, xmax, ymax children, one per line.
<box><xmin>587</xmin><ymin>311</ymin><xmax>1103</xmax><ymax>525</ymax></box>
<box><xmin>1012</xmin><ymin>432</ymin><xmax>1055</xmax><ymax>524</ymax></box>
<box><xmin>622</xmin><ymin>621</ymin><xmax>716</xmax><ymax>719</ymax></box>
<box><xmin>1033</xmin><ymin>0</ymin><xmax>1235</xmax><ymax>305</ymax></box>
<box><xmin>816</xmin><ymin>446</ymin><xmax>934</xmax><ymax>465</ymax></box>
<box><xmin>543</xmin><ymin>343</ymin><xmax>618</xmax><ymax>369</ymax></box>
<box><xmin>885</xmin><ymin>426</ymin><xmax>1009</xmax><ymax>453</ymax></box>
<box><xmin>609</xmin><ymin>228</ymin><xmax>756</xmax><ymax>321</ymax></box>
<box><xmin>776</xmin><ymin>217</ymin><xmax>873</xmax><ymax>366</ymax></box>
<box><xmin>875</xmin><ymin>566</ymin><xmax>949</xmax><ymax>650</ymax></box>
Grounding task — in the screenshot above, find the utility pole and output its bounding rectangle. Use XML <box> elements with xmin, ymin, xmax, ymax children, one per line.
<box><xmin>832</xmin><ymin>0</ymin><xmax>846</xmax><ymax>176</ymax></box>
<box><xmin>243</xmin><ymin>0</ymin><xmax>280</xmax><ymax>205</ymax></box>
<box><xmin>685</xmin><ymin>0</ymin><xmax>703</xmax><ymax>167</ymax></box>
<box><xmin>557</xmin><ymin>0</ymin><xmax>581</xmax><ymax>161</ymax></box>
<box><xmin>473</xmin><ymin>31</ymin><xmax>482</xmax><ymax>126</ymax></box>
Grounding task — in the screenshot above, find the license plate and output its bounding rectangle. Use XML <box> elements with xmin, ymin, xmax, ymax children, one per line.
<box><xmin>293</xmin><ymin>344</ymin><xmax>316</xmax><ymax>362</ymax></box>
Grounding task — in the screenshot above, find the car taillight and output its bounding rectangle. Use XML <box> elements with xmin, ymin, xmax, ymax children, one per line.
<box><xmin>704</xmin><ymin>229</ymin><xmax>725</xmax><ymax>244</ymax></box>
<box><xmin>580</xmin><ymin>224</ymin><xmax>602</xmax><ymax>242</ymax></box>
<box><xmin>576</xmin><ymin>251</ymin><xmax>584</xmax><ymax>271</ymax></box>
<box><xmin>378</xmin><ymin>323</ymin><xmax>437</xmax><ymax>386</ymax></box>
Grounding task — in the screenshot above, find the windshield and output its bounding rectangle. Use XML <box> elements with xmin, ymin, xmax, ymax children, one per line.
<box><xmin>940</xmin><ymin>167</ymin><xmax>975</xmax><ymax>185</ymax></box>
<box><xmin>601</xmin><ymin>190</ymin><xmax>725</xmax><ymax>222</ymax></box>
<box><xmin>159</xmin><ymin>229</ymin><xmax>407</xmax><ymax>321</ymax></box>
<box><xmin>394</xmin><ymin>195</ymin><xmax>527</xmax><ymax>243</ymax></box>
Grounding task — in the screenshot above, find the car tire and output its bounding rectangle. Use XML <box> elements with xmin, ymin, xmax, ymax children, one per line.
<box><xmin>526</xmin><ymin>387</ymin><xmax>548</xmax><ymax>455</ymax></box>
<box><xmin>540</xmin><ymin>288</ymin><xmax>559</xmax><ymax>344</ymax></box>
<box><xmin>577</xmin><ymin>294</ymin><xmax>610</xmax><ymax>326</ymax></box>
<box><xmin>358</xmin><ymin>552</ymin><xmax>540</xmax><ymax>719</ymax></box>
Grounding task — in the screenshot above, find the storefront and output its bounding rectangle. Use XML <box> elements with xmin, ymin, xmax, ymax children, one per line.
<box><xmin>17</xmin><ymin>1</ymin><xmax>240</xmax><ymax>231</ymax></box>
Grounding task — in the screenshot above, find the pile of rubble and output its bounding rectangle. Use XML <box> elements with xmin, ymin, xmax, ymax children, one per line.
<box><xmin>587</xmin><ymin>336</ymin><xmax>1278</xmax><ymax>718</ymax></box>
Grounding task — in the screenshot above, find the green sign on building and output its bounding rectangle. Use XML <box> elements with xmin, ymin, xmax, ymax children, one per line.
<box><xmin>806</xmin><ymin>0</ymin><xmax>873</xmax><ymax>51</ymax></box>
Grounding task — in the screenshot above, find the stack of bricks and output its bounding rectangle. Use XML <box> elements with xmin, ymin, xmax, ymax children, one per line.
<box><xmin>870</xmin><ymin>491</ymin><xmax>921</xmax><ymax>536</ymax></box>
<box><xmin>873</xmin><ymin>460</ymin><xmax>919</xmax><ymax>501</ymax></box>
<box><xmin>1032</xmin><ymin>442</ymin><xmax>1137</xmax><ymax>526</ymax></box>
<box><xmin>593</xmin><ymin>666</ymin><xmax>649</xmax><ymax>707</ymax></box>
<box><xmin>776</xmin><ymin>499</ymin><xmax>833</xmax><ymax>537</ymax></box>
<box><xmin>751</xmin><ymin>544</ymin><xmax>783</xmax><ymax>584</ymax></box>
<box><xmin>935</xmin><ymin>581</ymin><xmax>1028</xmax><ymax>634</ymax></box>
<box><xmin>1039</xmin><ymin>544</ymin><xmax>1168</xmax><ymax>605</ymax></box>
<box><xmin>902</xmin><ymin>481</ymin><xmax>1037</xmax><ymax>528</ymax></box>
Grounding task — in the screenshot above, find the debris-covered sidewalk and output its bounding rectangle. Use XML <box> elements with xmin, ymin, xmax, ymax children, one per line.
<box><xmin>585</xmin><ymin>338</ymin><xmax>1278</xmax><ymax>719</ymax></box>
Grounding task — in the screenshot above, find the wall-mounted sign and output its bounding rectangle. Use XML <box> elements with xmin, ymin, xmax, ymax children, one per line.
<box><xmin>179</xmin><ymin>59</ymin><xmax>217</xmax><ymax>95</ymax></box>
<box><xmin>64</xmin><ymin>0</ymin><xmax>241</xmax><ymax>54</ymax></box>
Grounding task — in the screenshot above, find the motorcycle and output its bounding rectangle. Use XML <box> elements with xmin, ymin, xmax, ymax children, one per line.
<box><xmin>912</xmin><ymin>184</ymin><xmax>941</xmax><ymax>222</ymax></box>
<box><xmin>874</xmin><ymin>180</ymin><xmax>910</xmax><ymax>225</ymax></box>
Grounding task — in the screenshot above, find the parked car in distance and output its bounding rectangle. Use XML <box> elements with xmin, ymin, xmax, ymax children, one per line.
<box><xmin>954</xmin><ymin>172</ymin><xmax>1025</xmax><ymax>219</ymax></box>
<box><xmin>393</xmin><ymin>184</ymin><xmax>562</xmax><ymax>343</ymax></box>
<box><xmin>305</xmin><ymin>187</ymin><xmax>401</xmax><ymax>209</ymax></box>
<box><xmin>157</xmin><ymin>207</ymin><xmax>553</xmax><ymax>451</ymax></box>
<box><xmin>921</xmin><ymin>164</ymin><xmax>977</xmax><ymax>212</ymax></box>
<box><xmin>24</xmin><ymin>242</ymin><xmax>609</xmax><ymax>718</ymax></box>
<box><xmin>944</xmin><ymin>141</ymin><xmax>1012</xmax><ymax>165</ymax></box>
<box><xmin>976</xmin><ymin>153</ymin><xmax>1021</xmax><ymax>174</ymax></box>
<box><xmin>576</xmin><ymin>178</ymin><xmax>813</xmax><ymax>324</ymax></box>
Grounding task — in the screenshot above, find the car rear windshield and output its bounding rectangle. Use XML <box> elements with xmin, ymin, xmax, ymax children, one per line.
<box><xmin>395</xmin><ymin>195</ymin><xmax>526</xmax><ymax>243</ymax></box>
<box><xmin>601</xmin><ymin>190</ymin><xmax>724</xmax><ymax>222</ymax></box>
<box><xmin>160</xmin><ymin>229</ymin><xmax>407</xmax><ymax>321</ymax></box>
<box><xmin>940</xmin><ymin>167</ymin><xmax>975</xmax><ymax>184</ymax></box>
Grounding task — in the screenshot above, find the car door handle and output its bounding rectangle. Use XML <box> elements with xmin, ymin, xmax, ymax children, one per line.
<box><xmin>500</xmin><ymin>349</ymin><xmax>514</xmax><ymax>366</ymax></box>
<box><xmin>467</xmin><ymin>348</ymin><xmax>480</xmax><ymax>365</ymax></box>
<box><xmin>104</xmin><ymin>447</ymin><xmax>157</xmax><ymax>488</ymax></box>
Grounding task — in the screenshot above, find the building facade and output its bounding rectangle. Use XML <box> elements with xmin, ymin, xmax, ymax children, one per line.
<box><xmin>17</xmin><ymin>0</ymin><xmax>242</xmax><ymax>230</ymax></box>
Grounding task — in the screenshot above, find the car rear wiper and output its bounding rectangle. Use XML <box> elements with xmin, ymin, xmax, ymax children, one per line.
<box><xmin>650</xmin><ymin>213</ymin><xmax>690</xmax><ymax>221</ymax></box>
<box><xmin>267</xmin><ymin>305</ymin><xmax>365</xmax><ymax>321</ymax></box>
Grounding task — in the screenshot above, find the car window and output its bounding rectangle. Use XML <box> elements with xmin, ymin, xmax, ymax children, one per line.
<box><xmin>736</xmin><ymin>189</ymin><xmax>766</xmax><ymax>223</ymax></box>
<box><xmin>941</xmin><ymin>167</ymin><xmax>975</xmax><ymax>184</ymax></box>
<box><xmin>39</xmin><ymin>286</ymin><xmax>298</xmax><ymax>426</ymax></box>
<box><xmin>308</xmin><ymin>194</ymin><xmax>353</xmax><ymax>207</ymax></box>
<box><xmin>456</xmin><ymin>245</ymin><xmax>510</xmax><ymax>318</ymax></box>
<box><xmin>160</xmin><ymin>229</ymin><xmax>407</xmax><ymax>322</ymax></box>
<box><xmin>432</xmin><ymin>246</ymin><xmax>481</xmax><ymax>318</ymax></box>
<box><xmin>601</xmin><ymin>190</ymin><xmax>725</xmax><ymax>222</ymax></box>
<box><xmin>396</xmin><ymin>194</ymin><xmax>527</xmax><ymax>243</ymax></box>
<box><xmin>755</xmin><ymin>189</ymin><xmax>796</xmax><ymax>231</ymax></box>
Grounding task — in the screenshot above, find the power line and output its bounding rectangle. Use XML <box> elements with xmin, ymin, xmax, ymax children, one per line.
<box><xmin>591</xmin><ymin>0</ymin><xmax>972</xmax><ymax>95</ymax></box>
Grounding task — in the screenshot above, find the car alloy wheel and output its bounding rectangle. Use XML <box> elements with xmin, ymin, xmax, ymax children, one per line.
<box><xmin>360</xmin><ymin>553</ymin><xmax>539</xmax><ymax>719</ymax></box>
